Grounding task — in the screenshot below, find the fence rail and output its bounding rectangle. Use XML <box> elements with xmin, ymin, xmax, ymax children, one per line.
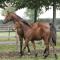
<box><xmin>0</xmin><ymin>36</ymin><xmax>16</xmax><ymax>38</ymax></box>
<box><xmin>0</xmin><ymin>25</ymin><xmax>14</xmax><ymax>32</ymax></box>
<box><xmin>0</xmin><ymin>25</ymin><xmax>15</xmax><ymax>39</ymax></box>
<box><xmin>0</xmin><ymin>24</ymin><xmax>60</xmax><ymax>37</ymax></box>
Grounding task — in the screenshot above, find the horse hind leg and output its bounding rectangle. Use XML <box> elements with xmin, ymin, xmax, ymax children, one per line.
<box><xmin>27</xmin><ymin>44</ymin><xmax>31</xmax><ymax>55</ymax></box>
<box><xmin>43</xmin><ymin>40</ymin><xmax>49</xmax><ymax>58</ymax></box>
<box><xmin>19</xmin><ymin>37</ymin><xmax>23</xmax><ymax>56</ymax></box>
<box><xmin>50</xmin><ymin>39</ymin><xmax>58</xmax><ymax>59</ymax></box>
<box><xmin>31</xmin><ymin>41</ymin><xmax>38</xmax><ymax>57</ymax></box>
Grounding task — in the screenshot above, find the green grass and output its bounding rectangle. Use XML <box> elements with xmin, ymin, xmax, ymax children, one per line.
<box><xmin>0</xmin><ymin>32</ymin><xmax>15</xmax><ymax>36</ymax></box>
<box><xmin>0</xmin><ymin>54</ymin><xmax>60</xmax><ymax>60</ymax></box>
<box><xmin>0</xmin><ymin>45</ymin><xmax>16</xmax><ymax>52</ymax></box>
<box><xmin>0</xmin><ymin>38</ymin><xmax>16</xmax><ymax>41</ymax></box>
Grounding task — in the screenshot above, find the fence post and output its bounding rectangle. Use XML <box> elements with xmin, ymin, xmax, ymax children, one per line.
<box><xmin>8</xmin><ymin>26</ymin><xmax>10</xmax><ymax>40</ymax></box>
<box><xmin>12</xmin><ymin>25</ymin><xmax>19</xmax><ymax>52</ymax></box>
<box><xmin>15</xmin><ymin>31</ymin><xmax>19</xmax><ymax>51</ymax></box>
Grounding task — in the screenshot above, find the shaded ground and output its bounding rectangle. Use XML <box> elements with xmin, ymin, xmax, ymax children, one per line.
<box><xmin>0</xmin><ymin>41</ymin><xmax>59</xmax><ymax>58</ymax></box>
<box><xmin>0</xmin><ymin>49</ymin><xmax>59</xmax><ymax>58</ymax></box>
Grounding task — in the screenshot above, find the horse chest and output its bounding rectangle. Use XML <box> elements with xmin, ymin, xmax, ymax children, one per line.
<box><xmin>17</xmin><ymin>28</ymin><xmax>24</xmax><ymax>36</ymax></box>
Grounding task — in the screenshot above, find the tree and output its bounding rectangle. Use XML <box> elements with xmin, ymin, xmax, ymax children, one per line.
<box><xmin>14</xmin><ymin>0</ymin><xmax>44</xmax><ymax>22</ymax></box>
<box><xmin>1</xmin><ymin>0</ymin><xmax>60</xmax><ymax>23</ymax></box>
<box><xmin>53</xmin><ymin>0</ymin><xmax>56</xmax><ymax>25</ymax></box>
<box><xmin>2</xmin><ymin>6</ymin><xmax>16</xmax><ymax>15</ymax></box>
<box><xmin>0</xmin><ymin>0</ymin><xmax>15</xmax><ymax>9</ymax></box>
<box><xmin>0</xmin><ymin>0</ymin><xmax>8</xmax><ymax>9</ymax></box>
<box><xmin>25</xmin><ymin>8</ymin><xmax>43</xmax><ymax>21</ymax></box>
<box><xmin>25</xmin><ymin>9</ymin><xmax>34</xmax><ymax>20</ymax></box>
<box><xmin>14</xmin><ymin>0</ymin><xmax>57</xmax><ymax>23</ymax></box>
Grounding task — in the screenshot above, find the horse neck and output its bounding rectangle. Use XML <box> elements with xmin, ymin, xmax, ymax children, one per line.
<box><xmin>12</xmin><ymin>15</ymin><xmax>20</xmax><ymax>23</ymax></box>
<box><xmin>12</xmin><ymin>14</ymin><xmax>31</xmax><ymax>33</ymax></box>
<box><xmin>20</xmin><ymin>21</ymin><xmax>31</xmax><ymax>33</ymax></box>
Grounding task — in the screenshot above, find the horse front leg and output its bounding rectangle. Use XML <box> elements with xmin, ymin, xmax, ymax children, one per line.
<box><xmin>31</xmin><ymin>41</ymin><xmax>38</xmax><ymax>57</ymax></box>
<box><xmin>19</xmin><ymin>36</ymin><xmax>23</xmax><ymax>56</ymax></box>
<box><xmin>22</xmin><ymin>39</ymin><xmax>29</xmax><ymax>55</ymax></box>
<box><xmin>27</xmin><ymin>44</ymin><xmax>31</xmax><ymax>55</ymax></box>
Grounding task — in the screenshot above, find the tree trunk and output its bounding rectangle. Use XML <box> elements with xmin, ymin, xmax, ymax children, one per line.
<box><xmin>34</xmin><ymin>8</ymin><xmax>37</xmax><ymax>23</ymax></box>
<box><xmin>53</xmin><ymin>0</ymin><xmax>56</xmax><ymax>25</ymax></box>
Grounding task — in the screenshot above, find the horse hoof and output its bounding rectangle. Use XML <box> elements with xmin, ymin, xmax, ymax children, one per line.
<box><xmin>43</xmin><ymin>53</ymin><xmax>49</xmax><ymax>59</ymax></box>
<box><xmin>43</xmin><ymin>54</ymin><xmax>48</xmax><ymax>59</ymax></box>
<box><xmin>20</xmin><ymin>53</ymin><xmax>23</xmax><ymax>56</ymax></box>
<box><xmin>20</xmin><ymin>52</ymin><xmax>24</xmax><ymax>56</ymax></box>
<box><xmin>35</xmin><ymin>53</ymin><xmax>38</xmax><ymax>57</ymax></box>
<box><xmin>27</xmin><ymin>52</ymin><xmax>31</xmax><ymax>55</ymax></box>
<box><xmin>55</xmin><ymin>54</ymin><xmax>58</xmax><ymax>59</ymax></box>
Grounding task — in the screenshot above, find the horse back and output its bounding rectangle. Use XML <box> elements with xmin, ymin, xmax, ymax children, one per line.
<box><xmin>32</xmin><ymin>22</ymin><xmax>50</xmax><ymax>30</ymax></box>
<box><xmin>29</xmin><ymin>22</ymin><xmax>50</xmax><ymax>37</ymax></box>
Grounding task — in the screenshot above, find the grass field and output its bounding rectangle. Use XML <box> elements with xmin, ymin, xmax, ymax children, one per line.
<box><xmin>0</xmin><ymin>55</ymin><xmax>60</xmax><ymax>60</ymax></box>
<box><xmin>0</xmin><ymin>32</ymin><xmax>16</xmax><ymax>41</ymax></box>
<box><xmin>0</xmin><ymin>32</ymin><xmax>60</xmax><ymax>60</ymax></box>
<box><xmin>0</xmin><ymin>32</ymin><xmax>15</xmax><ymax>37</ymax></box>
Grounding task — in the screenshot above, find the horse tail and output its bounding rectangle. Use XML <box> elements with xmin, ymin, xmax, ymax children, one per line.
<box><xmin>49</xmin><ymin>23</ymin><xmax>56</xmax><ymax>46</ymax></box>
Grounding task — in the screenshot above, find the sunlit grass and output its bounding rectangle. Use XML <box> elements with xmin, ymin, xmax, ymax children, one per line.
<box><xmin>0</xmin><ymin>38</ymin><xmax>16</xmax><ymax>41</ymax></box>
<box><xmin>0</xmin><ymin>45</ymin><xmax>16</xmax><ymax>52</ymax></box>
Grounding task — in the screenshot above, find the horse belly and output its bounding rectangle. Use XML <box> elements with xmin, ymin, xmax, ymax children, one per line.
<box><xmin>32</xmin><ymin>30</ymin><xmax>42</xmax><ymax>40</ymax></box>
<box><xmin>33</xmin><ymin>37</ymin><xmax>42</xmax><ymax>41</ymax></box>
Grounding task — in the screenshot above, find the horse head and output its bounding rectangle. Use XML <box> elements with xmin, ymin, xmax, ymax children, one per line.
<box><xmin>3</xmin><ymin>11</ymin><xmax>13</xmax><ymax>24</ymax></box>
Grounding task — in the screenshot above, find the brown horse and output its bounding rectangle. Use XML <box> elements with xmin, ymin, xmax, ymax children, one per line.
<box><xmin>3</xmin><ymin>12</ymin><xmax>31</xmax><ymax>55</ymax></box>
<box><xmin>3</xmin><ymin>12</ymin><xmax>57</xmax><ymax>58</ymax></box>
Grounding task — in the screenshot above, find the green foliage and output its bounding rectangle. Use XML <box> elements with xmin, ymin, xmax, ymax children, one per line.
<box><xmin>0</xmin><ymin>0</ymin><xmax>60</xmax><ymax>9</ymax></box>
<box><xmin>2</xmin><ymin>6</ymin><xmax>16</xmax><ymax>15</ymax></box>
<box><xmin>15</xmin><ymin>0</ymin><xmax>43</xmax><ymax>9</ymax></box>
<box><xmin>14</xmin><ymin>0</ymin><xmax>58</xmax><ymax>9</ymax></box>
<box><xmin>25</xmin><ymin>8</ymin><xmax>43</xmax><ymax>20</ymax></box>
<box><xmin>25</xmin><ymin>9</ymin><xmax>34</xmax><ymax>20</ymax></box>
<box><xmin>0</xmin><ymin>0</ymin><xmax>11</xmax><ymax>3</ymax></box>
<box><xmin>0</xmin><ymin>0</ymin><xmax>60</xmax><ymax>22</ymax></box>
<box><xmin>0</xmin><ymin>0</ymin><xmax>5</xmax><ymax>3</ymax></box>
<box><xmin>13</xmin><ymin>0</ymin><xmax>56</xmax><ymax>22</ymax></box>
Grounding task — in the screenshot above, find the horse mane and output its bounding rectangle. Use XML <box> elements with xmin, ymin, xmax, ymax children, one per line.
<box><xmin>21</xmin><ymin>20</ymin><xmax>31</xmax><ymax>27</ymax></box>
<box><xmin>14</xmin><ymin>13</ymin><xmax>31</xmax><ymax>27</ymax></box>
